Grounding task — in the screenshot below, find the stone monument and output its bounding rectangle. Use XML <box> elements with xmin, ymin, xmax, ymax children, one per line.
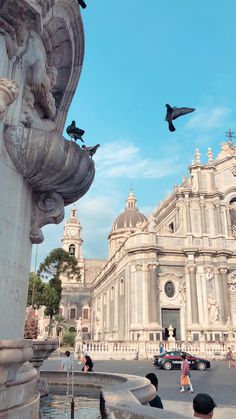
<box><xmin>0</xmin><ymin>1</ymin><xmax>94</xmax><ymax>417</ymax></box>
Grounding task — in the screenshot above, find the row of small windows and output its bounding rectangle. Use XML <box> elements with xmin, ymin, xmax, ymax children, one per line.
<box><xmin>59</xmin><ymin>307</ymin><xmax>89</xmax><ymax>320</ymax></box>
<box><xmin>102</xmin><ymin>278</ymin><xmax>125</xmax><ymax>304</ymax></box>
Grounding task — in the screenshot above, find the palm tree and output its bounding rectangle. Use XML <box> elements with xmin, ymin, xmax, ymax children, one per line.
<box><xmin>51</xmin><ymin>315</ymin><xmax>67</xmax><ymax>352</ymax></box>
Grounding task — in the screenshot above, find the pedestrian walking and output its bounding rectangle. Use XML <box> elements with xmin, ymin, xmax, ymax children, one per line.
<box><xmin>180</xmin><ymin>353</ymin><xmax>194</xmax><ymax>393</ymax></box>
<box><xmin>159</xmin><ymin>342</ymin><xmax>164</xmax><ymax>355</ymax></box>
<box><xmin>226</xmin><ymin>347</ymin><xmax>236</xmax><ymax>368</ymax></box>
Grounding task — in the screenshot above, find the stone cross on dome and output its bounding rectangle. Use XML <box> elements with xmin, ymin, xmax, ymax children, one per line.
<box><xmin>225</xmin><ymin>128</ymin><xmax>236</xmax><ymax>146</ymax></box>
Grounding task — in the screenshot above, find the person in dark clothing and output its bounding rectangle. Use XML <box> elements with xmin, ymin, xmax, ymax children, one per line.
<box><xmin>146</xmin><ymin>373</ymin><xmax>163</xmax><ymax>409</ymax></box>
<box><xmin>81</xmin><ymin>355</ymin><xmax>94</xmax><ymax>372</ymax></box>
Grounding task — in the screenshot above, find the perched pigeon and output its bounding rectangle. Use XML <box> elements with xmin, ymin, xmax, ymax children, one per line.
<box><xmin>82</xmin><ymin>144</ymin><xmax>100</xmax><ymax>157</ymax></box>
<box><xmin>78</xmin><ymin>0</ymin><xmax>87</xmax><ymax>8</ymax></box>
<box><xmin>165</xmin><ymin>104</ymin><xmax>195</xmax><ymax>132</ymax></box>
<box><xmin>66</xmin><ymin>121</ymin><xmax>85</xmax><ymax>142</ymax></box>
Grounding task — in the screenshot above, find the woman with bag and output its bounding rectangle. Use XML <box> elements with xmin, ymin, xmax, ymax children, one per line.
<box><xmin>180</xmin><ymin>353</ymin><xmax>194</xmax><ymax>393</ymax></box>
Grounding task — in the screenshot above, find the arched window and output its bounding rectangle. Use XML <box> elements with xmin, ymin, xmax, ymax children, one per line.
<box><xmin>82</xmin><ymin>327</ymin><xmax>88</xmax><ymax>333</ymax></box>
<box><xmin>83</xmin><ymin>308</ymin><xmax>89</xmax><ymax>320</ymax></box>
<box><xmin>70</xmin><ymin>308</ymin><xmax>76</xmax><ymax>320</ymax></box>
<box><xmin>69</xmin><ymin>244</ymin><xmax>75</xmax><ymax>256</ymax></box>
<box><xmin>69</xmin><ymin>327</ymin><xmax>76</xmax><ymax>333</ymax></box>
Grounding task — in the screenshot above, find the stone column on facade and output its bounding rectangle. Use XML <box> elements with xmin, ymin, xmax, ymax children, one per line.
<box><xmin>185</xmin><ymin>194</ymin><xmax>192</xmax><ymax>232</ymax></box>
<box><xmin>147</xmin><ymin>263</ymin><xmax>160</xmax><ymax>324</ymax></box>
<box><xmin>209</xmin><ymin>170</ymin><xmax>216</xmax><ymax>191</ymax></box>
<box><xmin>225</xmin><ymin>205</ymin><xmax>233</xmax><ymax>236</ymax></box>
<box><xmin>187</xmin><ymin>264</ymin><xmax>199</xmax><ymax>324</ymax></box>
<box><xmin>218</xmin><ymin>266</ymin><xmax>230</xmax><ymax>322</ymax></box>
<box><xmin>215</xmin><ymin>202</ymin><xmax>223</xmax><ymax>234</ymax></box>
<box><xmin>114</xmin><ymin>281</ymin><xmax>119</xmax><ymax>336</ymax></box>
<box><xmin>199</xmin><ymin>195</ymin><xmax>207</xmax><ymax>234</ymax></box>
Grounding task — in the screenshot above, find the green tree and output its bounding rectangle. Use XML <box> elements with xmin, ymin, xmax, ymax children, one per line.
<box><xmin>38</xmin><ymin>248</ymin><xmax>81</xmax><ymax>333</ymax></box>
<box><xmin>27</xmin><ymin>273</ymin><xmax>46</xmax><ymax>308</ymax></box>
<box><xmin>42</xmin><ymin>283</ymin><xmax>59</xmax><ymax>319</ymax></box>
<box><xmin>62</xmin><ymin>330</ymin><xmax>76</xmax><ymax>348</ymax></box>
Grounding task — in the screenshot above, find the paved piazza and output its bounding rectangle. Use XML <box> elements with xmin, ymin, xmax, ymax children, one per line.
<box><xmin>43</xmin><ymin>358</ymin><xmax>236</xmax><ymax>418</ymax></box>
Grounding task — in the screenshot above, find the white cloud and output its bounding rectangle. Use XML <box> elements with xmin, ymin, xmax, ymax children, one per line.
<box><xmin>185</xmin><ymin>106</ymin><xmax>231</xmax><ymax>131</ymax></box>
<box><xmin>94</xmin><ymin>140</ymin><xmax>182</xmax><ymax>180</ymax></box>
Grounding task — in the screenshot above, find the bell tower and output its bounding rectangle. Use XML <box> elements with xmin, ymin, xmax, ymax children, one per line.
<box><xmin>62</xmin><ymin>207</ymin><xmax>83</xmax><ymax>260</ymax></box>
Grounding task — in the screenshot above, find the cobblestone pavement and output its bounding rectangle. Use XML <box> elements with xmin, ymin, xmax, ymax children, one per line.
<box><xmin>42</xmin><ymin>358</ymin><xmax>236</xmax><ymax>417</ymax></box>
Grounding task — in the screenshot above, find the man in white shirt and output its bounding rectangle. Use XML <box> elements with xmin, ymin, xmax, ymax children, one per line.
<box><xmin>60</xmin><ymin>350</ymin><xmax>72</xmax><ymax>372</ymax></box>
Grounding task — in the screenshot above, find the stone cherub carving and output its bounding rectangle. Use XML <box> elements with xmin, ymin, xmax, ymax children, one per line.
<box><xmin>208</xmin><ymin>294</ymin><xmax>219</xmax><ymax>323</ymax></box>
<box><xmin>20</xmin><ymin>34</ymin><xmax>57</xmax><ymax>130</ymax></box>
<box><xmin>0</xmin><ymin>78</ymin><xmax>19</xmax><ymax>119</ymax></box>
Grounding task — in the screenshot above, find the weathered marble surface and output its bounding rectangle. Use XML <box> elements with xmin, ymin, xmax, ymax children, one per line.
<box><xmin>0</xmin><ymin>0</ymin><xmax>92</xmax><ymax>342</ymax></box>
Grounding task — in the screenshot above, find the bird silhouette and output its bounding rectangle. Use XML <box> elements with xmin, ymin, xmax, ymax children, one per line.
<box><xmin>165</xmin><ymin>104</ymin><xmax>195</xmax><ymax>132</ymax></box>
<box><xmin>78</xmin><ymin>0</ymin><xmax>87</xmax><ymax>8</ymax></box>
<box><xmin>82</xmin><ymin>144</ymin><xmax>100</xmax><ymax>157</ymax></box>
<box><xmin>66</xmin><ymin>121</ymin><xmax>85</xmax><ymax>142</ymax></box>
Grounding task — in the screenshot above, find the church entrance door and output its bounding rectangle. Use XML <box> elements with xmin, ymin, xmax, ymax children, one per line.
<box><xmin>161</xmin><ymin>308</ymin><xmax>180</xmax><ymax>340</ymax></box>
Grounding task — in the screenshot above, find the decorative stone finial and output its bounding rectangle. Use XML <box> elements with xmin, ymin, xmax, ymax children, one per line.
<box><xmin>207</xmin><ymin>147</ymin><xmax>214</xmax><ymax>163</ymax></box>
<box><xmin>195</xmin><ymin>148</ymin><xmax>201</xmax><ymax>164</ymax></box>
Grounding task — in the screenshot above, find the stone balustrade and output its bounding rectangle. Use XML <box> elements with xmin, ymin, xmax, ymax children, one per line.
<box><xmin>75</xmin><ymin>340</ymin><xmax>235</xmax><ymax>360</ymax></box>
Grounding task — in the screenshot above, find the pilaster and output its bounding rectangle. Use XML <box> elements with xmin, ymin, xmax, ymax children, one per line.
<box><xmin>187</xmin><ymin>264</ymin><xmax>199</xmax><ymax>324</ymax></box>
<box><xmin>147</xmin><ymin>263</ymin><xmax>160</xmax><ymax>324</ymax></box>
<box><xmin>218</xmin><ymin>265</ymin><xmax>230</xmax><ymax>322</ymax></box>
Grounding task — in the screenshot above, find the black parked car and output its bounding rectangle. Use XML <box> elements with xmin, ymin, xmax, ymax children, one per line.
<box><xmin>153</xmin><ymin>350</ymin><xmax>211</xmax><ymax>371</ymax></box>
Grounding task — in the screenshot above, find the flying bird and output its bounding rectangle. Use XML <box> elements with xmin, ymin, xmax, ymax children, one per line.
<box><xmin>78</xmin><ymin>0</ymin><xmax>87</xmax><ymax>8</ymax></box>
<box><xmin>82</xmin><ymin>144</ymin><xmax>100</xmax><ymax>157</ymax></box>
<box><xmin>66</xmin><ymin>121</ymin><xmax>85</xmax><ymax>142</ymax></box>
<box><xmin>165</xmin><ymin>104</ymin><xmax>195</xmax><ymax>132</ymax></box>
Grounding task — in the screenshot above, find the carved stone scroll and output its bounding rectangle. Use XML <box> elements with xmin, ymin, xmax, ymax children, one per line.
<box><xmin>31</xmin><ymin>191</ymin><xmax>64</xmax><ymax>243</ymax></box>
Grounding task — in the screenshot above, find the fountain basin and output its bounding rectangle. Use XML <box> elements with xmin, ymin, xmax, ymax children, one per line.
<box><xmin>41</xmin><ymin>371</ymin><xmax>191</xmax><ymax>418</ymax></box>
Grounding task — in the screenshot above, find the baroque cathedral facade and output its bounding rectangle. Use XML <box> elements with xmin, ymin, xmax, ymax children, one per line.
<box><xmin>59</xmin><ymin>141</ymin><xmax>236</xmax><ymax>343</ymax></box>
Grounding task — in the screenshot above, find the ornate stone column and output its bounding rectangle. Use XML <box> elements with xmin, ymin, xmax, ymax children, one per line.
<box><xmin>147</xmin><ymin>263</ymin><xmax>160</xmax><ymax>324</ymax></box>
<box><xmin>214</xmin><ymin>200</ymin><xmax>223</xmax><ymax>235</ymax></box>
<box><xmin>185</xmin><ymin>194</ymin><xmax>192</xmax><ymax>232</ymax></box>
<box><xmin>218</xmin><ymin>265</ymin><xmax>230</xmax><ymax>322</ymax></box>
<box><xmin>187</xmin><ymin>264</ymin><xmax>199</xmax><ymax>324</ymax></box>
<box><xmin>199</xmin><ymin>195</ymin><xmax>206</xmax><ymax>234</ymax></box>
<box><xmin>225</xmin><ymin>205</ymin><xmax>233</xmax><ymax>236</ymax></box>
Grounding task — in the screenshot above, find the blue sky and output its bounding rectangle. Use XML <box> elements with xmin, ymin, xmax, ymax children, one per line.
<box><xmin>32</xmin><ymin>0</ymin><xmax>236</xmax><ymax>269</ymax></box>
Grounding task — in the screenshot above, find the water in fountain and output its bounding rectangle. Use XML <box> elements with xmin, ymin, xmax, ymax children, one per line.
<box><xmin>40</xmin><ymin>394</ymin><xmax>100</xmax><ymax>418</ymax></box>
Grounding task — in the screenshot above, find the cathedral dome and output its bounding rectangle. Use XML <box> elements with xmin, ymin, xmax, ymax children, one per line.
<box><xmin>111</xmin><ymin>191</ymin><xmax>147</xmax><ymax>231</ymax></box>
